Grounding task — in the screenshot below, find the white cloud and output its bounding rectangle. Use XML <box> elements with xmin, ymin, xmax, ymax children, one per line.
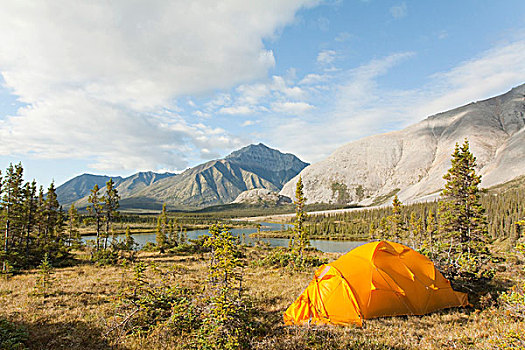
<box><xmin>236</xmin><ymin>83</ymin><xmax>271</xmax><ymax>105</ymax></box>
<box><xmin>390</xmin><ymin>3</ymin><xmax>407</xmax><ymax>19</ymax></box>
<box><xmin>215</xmin><ymin>74</ymin><xmax>308</xmax><ymax>116</ymax></box>
<box><xmin>270</xmin><ymin>37</ymin><xmax>525</xmax><ymax>163</ymax></box>
<box><xmin>269</xmin><ymin>52</ymin><xmax>414</xmax><ymax>160</ymax></box>
<box><xmin>241</xmin><ymin>120</ymin><xmax>260</xmax><ymax>127</ymax></box>
<box><xmin>317</xmin><ymin>50</ymin><xmax>337</xmax><ymax>65</ymax></box>
<box><xmin>299</xmin><ymin>73</ymin><xmax>328</xmax><ymax>85</ymax></box>
<box><xmin>219</xmin><ymin>105</ymin><xmax>254</xmax><ymax>115</ymax></box>
<box><xmin>272</xmin><ymin>101</ymin><xmax>314</xmax><ymax>114</ymax></box>
<box><xmin>193</xmin><ymin>110</ymin><xmax>211</xmax><ymax>118</ymax></box>
<box><xmin>271</xmin><ymin>76</ymin><xmax>306</xmax><ymax>98</ymax></box>
<box><xmin>413</xmin><ymin>38</ymin><xmax>525</xmax><ymax>119</ymax></box>
<box><xmin>206</xmin><ymin>93</ymin><xmax>232</xmax><ymax>109</ymax></box>
<box><xmin>0</xmin><ymin>0</ymin><xmax>318</xmax><ymax>171</ymax></box>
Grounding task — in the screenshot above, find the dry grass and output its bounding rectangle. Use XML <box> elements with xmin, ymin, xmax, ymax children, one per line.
<box><xmin>0</xmin><ymin>249</ymin><xmax>523</xmax><ymax>349</ymax></box>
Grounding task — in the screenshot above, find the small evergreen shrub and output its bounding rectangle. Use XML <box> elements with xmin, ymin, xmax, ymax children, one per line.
<box><xmin>258</xmin><ymin>248</ymin><xmax>327</xmax><ymax>269</ymax></box>
<box><xmin>0</xmin><ymin>317</ymin><xmax>28</xmax><ymax>350</ymax></box>
<box><xmin>141</xmin><ymin>242</ymin><xmax>158</xmax><ymax>252</ymax></box>
<box><xmin>500</xmin><ymin>281</ymin><xmax>525</xmax><ymax>319</ymax></box>
<box><xmin>197</xmin><ymin>224</ymin><xmax>253</xmax><ymax>350</ymax></box>
<box><xmin>92</xmin><ymin>248</ymin><xmax>120</xmax><ymax>266</ymax></box>
<box><xmin>33</xmin><ymin>253</ymin><xmax>55</xmax><ymax>297</ymax></box>
<box><xmin>109</xmin><ymin>262</ymin><xmax>201</xmax><ymax>338</ymax></box>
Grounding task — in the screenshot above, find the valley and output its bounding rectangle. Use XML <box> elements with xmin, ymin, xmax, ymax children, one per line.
<box><xmin>1</xmin><ymin>86</ymin><xmax>524</xmax><ymax>350</ymax></box>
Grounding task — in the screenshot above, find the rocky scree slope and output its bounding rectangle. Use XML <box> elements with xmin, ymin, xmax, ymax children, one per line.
<box><xmin>280</xmin><ymin>84</ymin><xmax>525</xmax><ymax>205</ymax></box>
<box><xmin>233</xmin><ymin>189</ymin><xmax>292</xmax><ymax>205</ymax></box>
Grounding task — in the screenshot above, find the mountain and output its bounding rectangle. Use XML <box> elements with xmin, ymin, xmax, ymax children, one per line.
<box><xmin>56</xmin><ymin>174</ymin><xmax>125</xmax><ymax>206</ymax></box>
<box><xmin>57</xmin><ymin>171</ymin><xmax>176</xmax><ymax>209</ymax></box>
<box><xmin>280</xmin><ymin>83</ymin><xmax>525</xmax><ymax>205</ymax></box>
<box><xmin>57</xmin><ymin>143</ymin><xmax>308</xmax><ymax>210</ymax></box>
<box><xmin>127</xmin><ymin>143</ymin><xmax>308</xmax><ymax>209</ymax></box>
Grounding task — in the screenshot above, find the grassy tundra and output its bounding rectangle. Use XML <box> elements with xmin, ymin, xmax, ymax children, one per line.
<box><xmin>0</xmin><ymin>244</ymin><xmax>523</xmax><ymax>350</ymax></box>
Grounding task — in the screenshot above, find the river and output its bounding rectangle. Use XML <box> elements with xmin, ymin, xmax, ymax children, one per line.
<box><xmin>82</xmin><ymin>222</ymin><xmax>365</xmax><ymax>254</ymax></box>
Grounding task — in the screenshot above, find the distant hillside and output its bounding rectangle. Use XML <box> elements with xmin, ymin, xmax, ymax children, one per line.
<box><xmin>281</xmin><ymin>83</ymin><xmax>525</xmax><ymax>205</ymax></box>
<box><xmin>57</xmin><ymin>171</ymin><xmax>176</xmax><ymax>209</ymax></box>
<box><xmin>56</xmin><ymin>174</ymin><xmax>125</xmax><ymax>206</ymax></box>
<box><xmin>58</xmin><ymin>143</ymin><xmax>308</xmax><ymax>210</ymax></box>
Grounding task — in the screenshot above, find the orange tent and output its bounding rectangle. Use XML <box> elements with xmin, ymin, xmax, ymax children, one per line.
<box><xmin>284</xmin><ymin>240</ymin><xmax>468</xmax><ymax>326</ymax></box>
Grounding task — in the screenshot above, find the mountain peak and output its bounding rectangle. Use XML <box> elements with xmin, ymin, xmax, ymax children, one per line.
<box><xmin>225</xmin><ymin>143</ymin><xmax>272</xmax><ymax>159</ymax></box>
<box><xmin>225</xmin><ymin>143</ymin><xmax>308</xmax><ymax>172</ymax></box>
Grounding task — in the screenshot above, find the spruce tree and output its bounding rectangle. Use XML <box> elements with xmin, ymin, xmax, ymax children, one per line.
<box><xmin>438</xmin><ymin>139</ymin><xmax>489</xmax><ymax>276</ymax></box>
<box><xmin>376</xmin><ymin>216</ymin><xmax>390</xmax><ymax>240</ymax></box>
<box><xmin>35</xmin><ymin>186</ymin><xmax>45</xmax><ymax>242</ymax></box>
<box><xmin>425</xmin><ymin>210</ymin><xmax>437</xmax><ymax>260</ymax></box>
<box><xmin>67</xmin><ymin>204</ymin><xmax>80</xmax><ymax>248</ymax></box>
<box><xmin>1</xmin><ymin>163</ymin><xmax>24</xmax><ymax>272</ymax></box>
<box><xmin>103</xmin><ymin>179</ymin><xmax>120</xmax><ymax>250</ymax></box>
<box><xmin>291</xmin><ymin>176</ymin><xmax>308</xmax><ymax>262</ymax></box>
<box><xmin>34</xmin><ymin>253</ymin><xmax>54</xmax><ymax>298</ymax></box>
<box><xmin>368</xmin><ymin>222</ymin><xmax>376</xmax><ymax>239</ymax></box>
<box><xmin>201</xmin><ymin>224</ymin><xmax>246</xmax><ymax>349</ymax></box>
<box><xmin>124</xmin><ymin>225</ymin><xmax>136</xmax><ymax>252</ymax></box>
<box><xmin>167</xmin><ymin>219</ymin><xmax>178</xmax><ymax>247</ymax></box>
<box><xmin>408</xmin><ymin>212</ymin><xmax>423</xmax><ymax>249</ymax></box>
<box><xmin>42</xmin><ymin>182</ymin><xmax>63</xmax><ymax>244</ymax></box>
<box><xmin>156</xmin><ymin>204</ymin><xmax>168</xmax><ymax>253</ymax></box>
<box><xmin>22</xmin><ymin>180</ymin><xmax>37</xmax><ymax>254</ymax></box>
<box><xmin>87</xmin><ymin>184</ymin><xmax>104</xmax><ymax>251</ymax></box>
<box><xmin>40</xmin><ymin>182</ymin><xmax>68</xmax><ymax>264</ymax></box>
<box><xmin>387</xmin><ymin>195</ymin><xmax>406</xmax><ymax>241</ymax></box>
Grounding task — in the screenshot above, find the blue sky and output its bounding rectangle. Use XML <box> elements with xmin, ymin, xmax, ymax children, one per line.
<box><xmin>1</xmin><ymin>0</ymin><xmax>525</xmax><ymax>186</ymax></box>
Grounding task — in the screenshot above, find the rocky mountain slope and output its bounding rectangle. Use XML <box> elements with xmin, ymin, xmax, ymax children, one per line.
<box><xmin>281</xmin><ymin>83</ymin><xmax>525</xmax><ymax>205</ymax></box>
<box><xmin>58</xmin><ymin>143</ymin><xmax>307</xmax><ymax>210</ymax></box>
<box><xmin>56</xmin><ymin>174</ymin><xmax>124</xmax><ymax>206</ymax></box>
<box><xmin>57</xmin><ymin>171</ymin><xmax>176</xmax><ymax>208</ymax></box>
<box><xmin>233</xmin><ymin>189</ymin><xmax>292</xmax><ymax>205</ymax></box>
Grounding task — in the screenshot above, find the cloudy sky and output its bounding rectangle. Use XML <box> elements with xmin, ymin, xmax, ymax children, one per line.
<box><xmin>1</xmin><ymin>0</ymin><xmax>525</xmax><ymax>186</ymax></box>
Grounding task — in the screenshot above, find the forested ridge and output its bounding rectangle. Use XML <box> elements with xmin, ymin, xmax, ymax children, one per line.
<box><xmin>299</xmin><ymin>176</ymin><xmax>524</xmax><ymax>243</ymax></box>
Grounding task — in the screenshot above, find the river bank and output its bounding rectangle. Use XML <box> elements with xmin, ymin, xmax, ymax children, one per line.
<box><xmin>250</xmin><ymin>229</ymin><xmax>368</xmax><ymax>241</ymax></box>
<box><xmin>82</xmin><ymin>222</ymin><xmax>366</xmax><ymax>253</ymax></box>
<box><xmin>77</xmin><ymin>222</ymin><xmax>257</xmax><ymax>237</ymax></box>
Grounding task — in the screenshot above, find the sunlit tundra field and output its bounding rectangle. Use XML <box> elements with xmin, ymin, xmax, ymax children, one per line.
<box><xmin>1</xmin><ymin>246</ymin><xmax>523</xmax><ymax>350</ymax></box>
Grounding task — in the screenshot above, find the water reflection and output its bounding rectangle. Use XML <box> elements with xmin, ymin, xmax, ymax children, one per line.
<box><xmin>82</xmin><ymin>222</ymin><xmax>365</xmax><ymax>254</ymax></box>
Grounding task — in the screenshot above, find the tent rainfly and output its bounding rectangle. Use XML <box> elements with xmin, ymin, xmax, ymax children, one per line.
<box><xmin>284</xmin><ymin>240</ymin><xmax>469</xmax><ymax>326</ymax></box>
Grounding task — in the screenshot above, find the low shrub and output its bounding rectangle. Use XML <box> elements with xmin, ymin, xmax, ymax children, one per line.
<box><xmin>169</xmin><ymin>236</ymin><xmax>212</xmax><ymax>255</ymax></box>
<box><xmin>92</xmin><ymin>249</ymin><xmax>121</xmax><ymax>266</ymax></box>
<box><xmin>109</xmin><ymin>262</ymin><xmax>201</xmax><ymax>339</ymax></box>
<box><xmin>0</xmin><ymin>317</ymin><xmax>28</xmax><ymax>350</ymax></box>
<box><xmin>141</xmin><ymin>242</ymin><xmax>158</xmax><ymax>252</ymax></box>
<box><xmin>258</xmin><ymin>248</ymin><xmax>327</xmax><ymax>269</ymax></box>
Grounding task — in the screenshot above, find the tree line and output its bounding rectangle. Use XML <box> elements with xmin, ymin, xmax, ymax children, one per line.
<box><xmin>0</xmin><ymin>162</ymin><xmax>128</xmax><ymax>273</ymax></box>
<box><xmin>0</xmin><ymin>163</ymin><xmax>71</xmax><ymax>273</ymax></box>
<box><xmin>302</xmin><ymin>184</ymin><xmax>524</xmax><ymax>243</ymax></box>
<box><xmin>302</xmin><ymin>147</ymin><xmax>523</xmax><ymax>246</ymax></box>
